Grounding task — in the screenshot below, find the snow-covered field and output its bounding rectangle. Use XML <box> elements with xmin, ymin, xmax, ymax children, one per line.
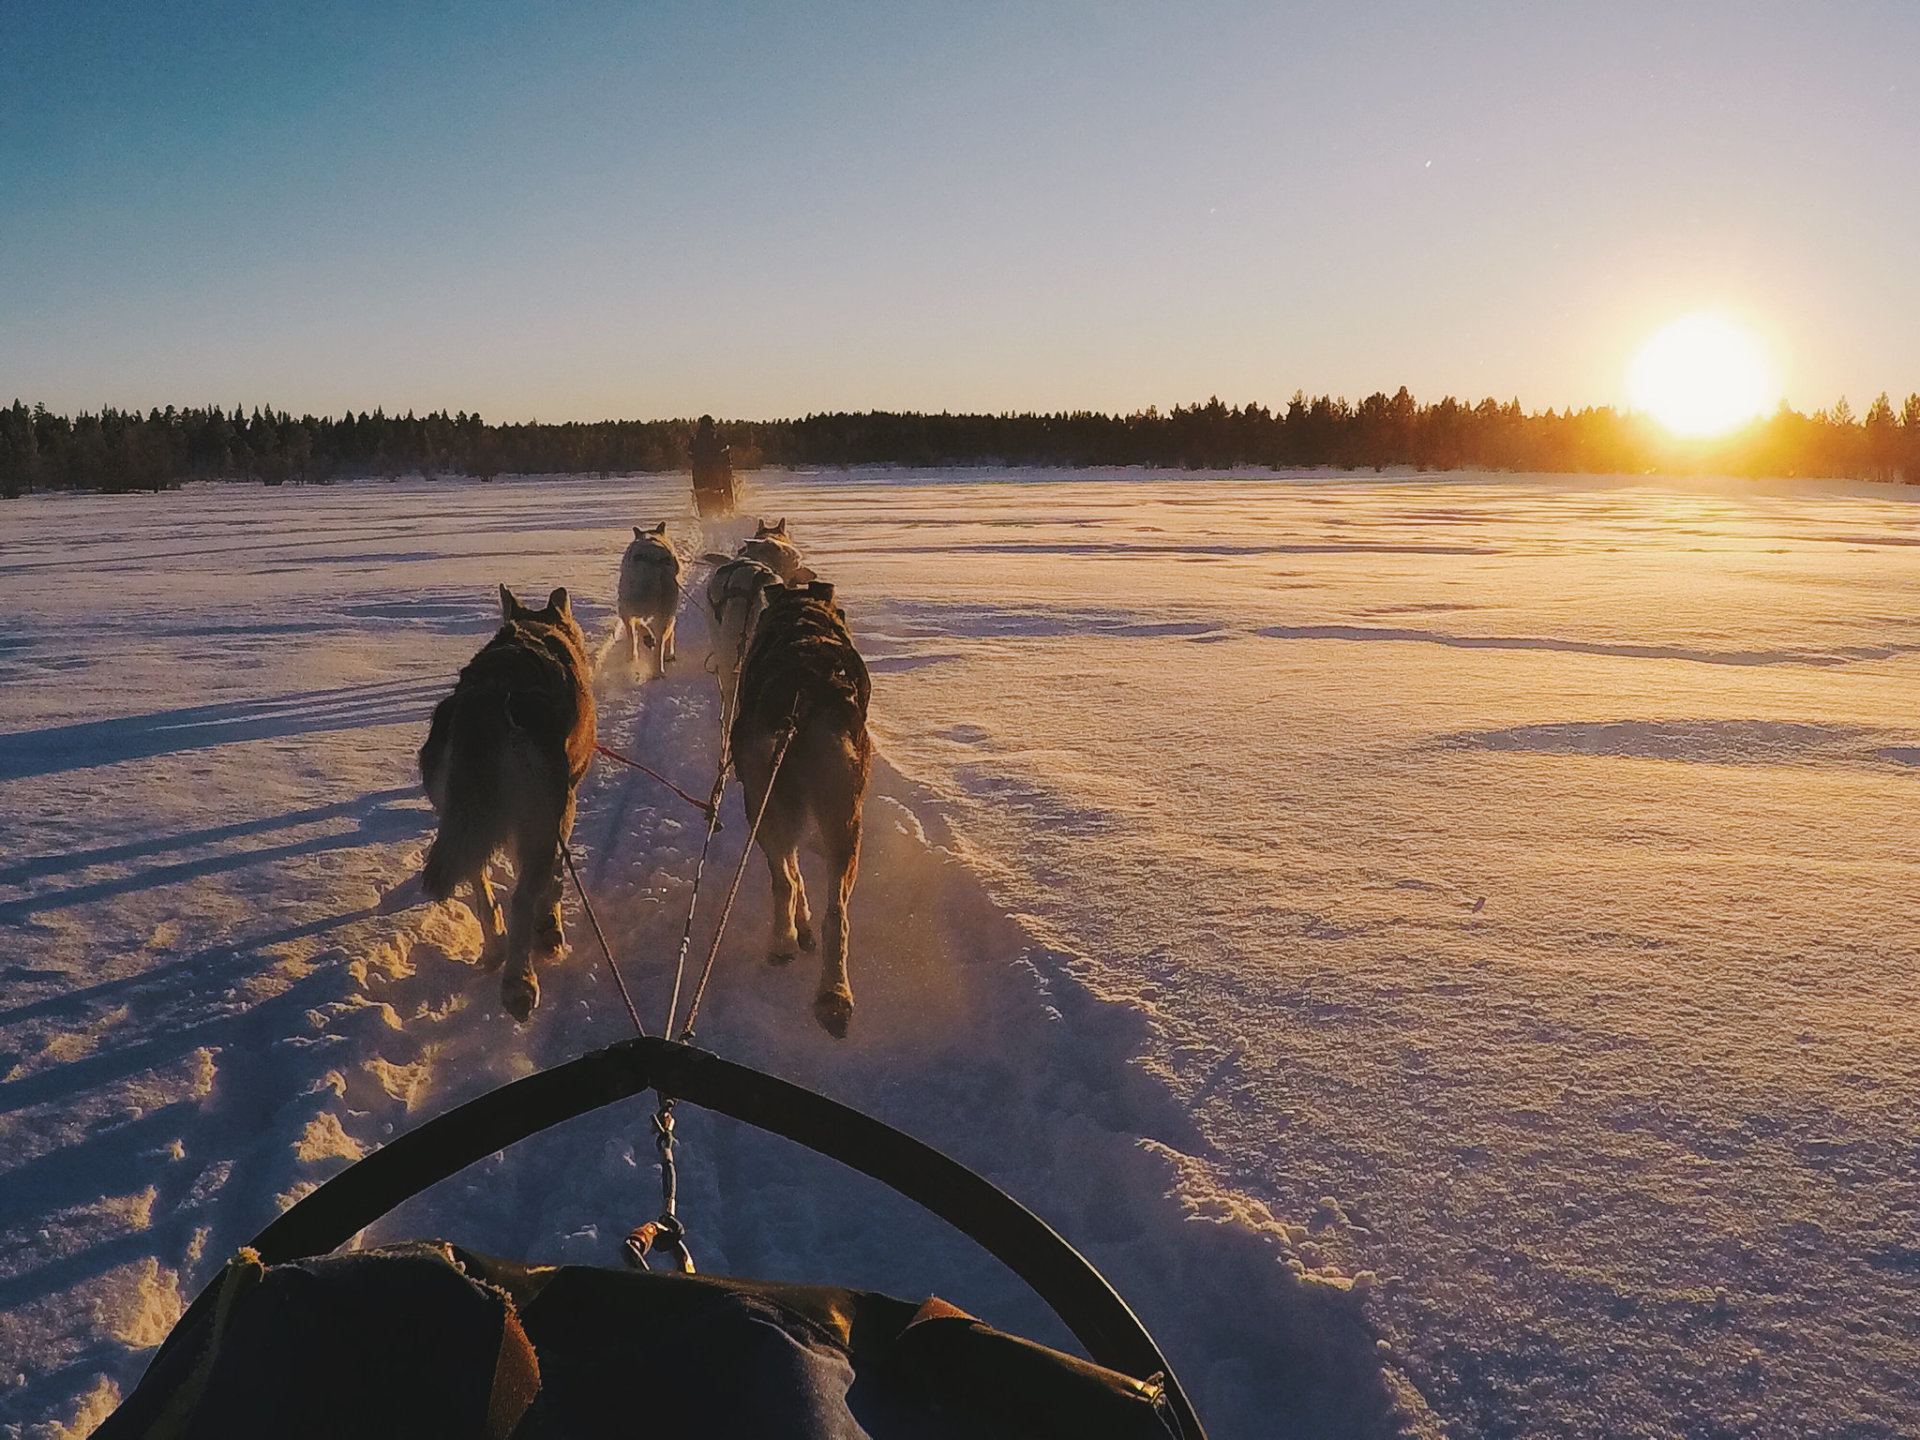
<box><xmin>4</xmin><ymin>468</ymin><xmax>1919</xmax><ymax>1439</ymax></box>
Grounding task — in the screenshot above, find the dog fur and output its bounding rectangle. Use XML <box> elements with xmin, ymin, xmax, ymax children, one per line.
<box><xmin>735</xmin><ymin>517</ymin><xmax>811</xmax><ymax>585</ymax></box>
<box><xmin>617</xmin><ymin>522</ymin><xmax>683</xmax><ymax>678</ymax></box>
<box><xmin>705</xmin><ymin>556</ymin><xmax>781</xmax><ymax>733</ymax></box>
<box><xmin>419</xmin><ymin>584</ymin><xmax>596</xmax><ymax>1021</ymax></box>
<box><xmin>730</xmin><ymin>580</ymin><xmax>871</xmax><ymax>1038</ymax></box>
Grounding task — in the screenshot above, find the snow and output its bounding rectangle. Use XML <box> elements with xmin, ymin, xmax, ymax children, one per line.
<box><xmin>5</xmin><ymin>467</ymin><xmax>1920</xmax><ymax>1438</ymax></box>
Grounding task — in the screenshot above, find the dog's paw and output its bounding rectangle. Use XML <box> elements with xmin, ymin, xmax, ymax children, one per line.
<box><xmin>796</xmin><ymin>921</ymin><xmax>816</xmax><ymax>953</ymax></box>
<box><xmin>812</xmin><ymin>990</ymin><xmax>853</xmax><ymax>1040</ymax></box>
<box><xmin>537</xmin><ymin>913</ymin><xmax>565</xmax><ymax>953</ymax></box>
<box><xmin>501</xmin><ymin>971</ymin><xmax>539</xmax><ymax>1022</ymax></box>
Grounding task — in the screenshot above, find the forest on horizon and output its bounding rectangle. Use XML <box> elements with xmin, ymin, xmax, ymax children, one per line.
<box><xmin>5</xmin><ymin>388</ymin><xmax>1919</xmax><ymax>496</ymax></box>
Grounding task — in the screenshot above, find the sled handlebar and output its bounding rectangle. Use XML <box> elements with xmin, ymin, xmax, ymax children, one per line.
<box><xmin>247</xmin><ymin>1037</ymin><xmax>1207</xmax><ymax>1439</ymax></box>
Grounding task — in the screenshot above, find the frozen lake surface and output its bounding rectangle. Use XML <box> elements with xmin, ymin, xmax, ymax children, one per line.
<box><xmin>4</xmin><ymin>468</ymin><xmax>1918</xmax><ymax>1438</ymax></box>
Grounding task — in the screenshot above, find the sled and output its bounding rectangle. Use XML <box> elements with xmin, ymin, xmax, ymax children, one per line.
<box><xmin>95</xmin><ymin>1036</ymin><xmax>1206</xmax><ymax>1439</ymax></box>
<box><xmin>691</xmin><ymin>454</ymin><xmax>736</xmax><ymax>517</ymax></box>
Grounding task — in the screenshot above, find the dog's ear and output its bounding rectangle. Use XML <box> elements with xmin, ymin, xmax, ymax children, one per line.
<box><xmin>652</xmin><ymin>521</ymin><xmax>667</xmax><ymax>535</ymax></box>
<box><xmin>773</xmin><ymin>518</ymin><xmax>788</xmax><ymax>537</ymax></box>
<box><xmin>547</xmin><ymin>587</ymin><xmax>571</xmax><ymax>615</ymax></box>
<box><xmin>792</xmin><ymin>565</ymin><xmax>818</xmax><ymax>584</ymax></box>
<box><xmin>499</xmin><ymin>584</ymin><xmax>520</xmax><ymax>620</ymax></box>
<box><xmin>633</xmin><ymin>526</ymin><xmax>644</xmax><ymax>540</ymax></box>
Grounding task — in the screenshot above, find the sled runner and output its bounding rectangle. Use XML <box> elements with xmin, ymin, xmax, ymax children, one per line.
<box><xmin>96</xmin><ymin>1037</ymin><xmax>1207</xmax><ymax>1440</ymax></box>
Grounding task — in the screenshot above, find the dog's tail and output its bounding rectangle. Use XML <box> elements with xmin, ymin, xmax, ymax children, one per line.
<box><xmin>420</xmin><ymin>694</ymin><xmax>509</xmax><ymax>900</ymax></box>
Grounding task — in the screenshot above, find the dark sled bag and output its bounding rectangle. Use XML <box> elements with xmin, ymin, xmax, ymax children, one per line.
<box><xmin>96</xmin><ymin>1241</ymin><xmax>1179</xmax><ymax>1440</ymax></box>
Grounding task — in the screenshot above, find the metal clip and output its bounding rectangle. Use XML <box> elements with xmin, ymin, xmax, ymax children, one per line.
<box><xmin>621</xmin><ymin>1101</ymin><xmax>695</xmax><ymax>1273</ymax></box>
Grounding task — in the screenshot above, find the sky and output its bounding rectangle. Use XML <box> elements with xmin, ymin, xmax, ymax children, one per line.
<box><xmin>2</xmin><ymin>1</ymin><xmax>1916</xmax><ymax>423</ymax></box>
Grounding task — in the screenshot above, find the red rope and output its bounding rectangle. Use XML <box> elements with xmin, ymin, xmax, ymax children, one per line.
<box><xmin>594</xmin><ymin>743</ymin><xmax>719</xmax><ymax>822</ymax></box>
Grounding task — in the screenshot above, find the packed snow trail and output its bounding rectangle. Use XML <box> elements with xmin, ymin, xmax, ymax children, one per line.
<box><xmin>0</xmin><ymin>478</ymin><xmax>1424</xmax><ymax>1439</ymax></box>
<box><xmin>9</xmin><ymin>467</ymin><xmax>1920</xmax><ymax>1438</ymax></box>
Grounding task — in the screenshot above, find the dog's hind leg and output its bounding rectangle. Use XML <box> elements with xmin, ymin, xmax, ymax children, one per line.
<box><xmin>501</xmin><ymin>814</ymin><xmax>564</xmax><ymax>1023</ymax></box>
<box><xmin>812</xmin><ymin>804</ymin><xmax>859</xmax><ymax>1039</ymax></box>
<box><xmin>536</xmin><ymin>891</ymin><xmax>565</xmax><ymax>954</ymax></box>
<box><xmin>473</xmin><ymin>865</ymin><xmax>507</xmax><ymax>970</ymax></box>
<box><xmin>791</xmin><ymin>853</ymin><xmax>814</xmax><ymax>954</ymax></box>
<box><xmin>800</xmin><ymin>723</ymin><xmax>867</xmax><ymax>1039</ymax></box>
<box><xmin>757</xmin><ymin>803</ymin><xmax>805</xmax><ymax>965</ymax></box>
<box><xmin>649</xmin><ymin>619</ymin><xmax>668</xmax><ymax>679</ymax></box>
<box><xmin>662</xmin><ymin>615</ymin><xmax>678</xmax><ymax>665</ymax></box>
<box><xmin>740</xmin><ymin>737</ymin><xmax>806</xmax><ymax>964</ymax></box>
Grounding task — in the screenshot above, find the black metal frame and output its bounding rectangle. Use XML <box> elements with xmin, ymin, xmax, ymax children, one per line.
<box><xmin>246</xmin><ymin>1036</ymin><xmax>1206</xmax><ymax>1439</ymax></box>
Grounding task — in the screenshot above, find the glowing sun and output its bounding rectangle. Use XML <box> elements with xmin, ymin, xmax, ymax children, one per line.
<box><xmin>1626</xmin><ymin>313</ymin><xmax>1772</xmax><ymax>437</ymax></box>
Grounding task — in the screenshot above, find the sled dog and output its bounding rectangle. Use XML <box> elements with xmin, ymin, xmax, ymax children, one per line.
<box><xmin>730</xmin><ymin>580</ymin><xmax>871</xmax><ymax>1038</ymax></box>
<box><xmin>617</xmin><ymin>522</ymin><xmax>683</xmax><ymax>678</ymax></box>
<box><xmin>419</xmin><ymin>585</ymin><xmax>596</xmax><ymax>1021</ymax></box>
<box><xmin>736</xmin><ymin>518</ymin><xmax>810</xmax><ymax>584</ymax></box>
<box><xmin>705</xmin><ymin>556</ymin><xmax>781</xmax><ymax>732</ymax></box>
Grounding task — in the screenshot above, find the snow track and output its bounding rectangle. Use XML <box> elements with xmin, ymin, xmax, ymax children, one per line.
<box><xmin>14</xmin><ymin>466</ymin><xmax>1920</xmax><ymax>1439</ymax></box>
<box><xmin>1</xmin><ymin>481</ymin><xmax>1425</xmax><ymax>1439</ymax></box>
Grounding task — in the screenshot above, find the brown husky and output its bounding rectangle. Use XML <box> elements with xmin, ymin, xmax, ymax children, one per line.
<box><xmin>730</xmin><ymin>580</ymin><xmax>871</xmax><ymax>1038</ymax></box>
<box><xmin>419</xmin><ymin>585</ymin><xmax>596</xmax><ymax>1021</ymax></box>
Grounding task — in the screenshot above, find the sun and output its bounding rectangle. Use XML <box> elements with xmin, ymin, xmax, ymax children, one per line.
<box><xmin>1626</xmin><ymin>313</ymin><xmax>1773</xmax><ymax>438</ymax></box>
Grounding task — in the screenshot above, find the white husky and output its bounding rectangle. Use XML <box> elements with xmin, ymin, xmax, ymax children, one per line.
<box><xmin>616</xmin><ymin>522</ymin><xmax>683</xmax><ymax>678</ymax></box>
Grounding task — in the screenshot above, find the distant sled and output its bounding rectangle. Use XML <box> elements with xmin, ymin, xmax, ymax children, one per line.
<box><xmin>690</xmin><ymin>414</ymin><xmax>737</xmax><ymax>518</ymax></box>
<box><xmin>93</xmin><ymin>1037</ymin><xmax>1206</xmax><ymax>1440</ymax></box>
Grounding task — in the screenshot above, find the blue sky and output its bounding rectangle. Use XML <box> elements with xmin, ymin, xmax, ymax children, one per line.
<box><xmin>3</xmin><ymin>1</ymin><xmax>1915</xmax><ymax>420</ymax></box>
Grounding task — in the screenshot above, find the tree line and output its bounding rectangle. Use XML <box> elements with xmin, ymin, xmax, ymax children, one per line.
<box><xmin>5</xmin><ymin>390</ymin><xmax>1919</xmax><ymax>496</ymax></box>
